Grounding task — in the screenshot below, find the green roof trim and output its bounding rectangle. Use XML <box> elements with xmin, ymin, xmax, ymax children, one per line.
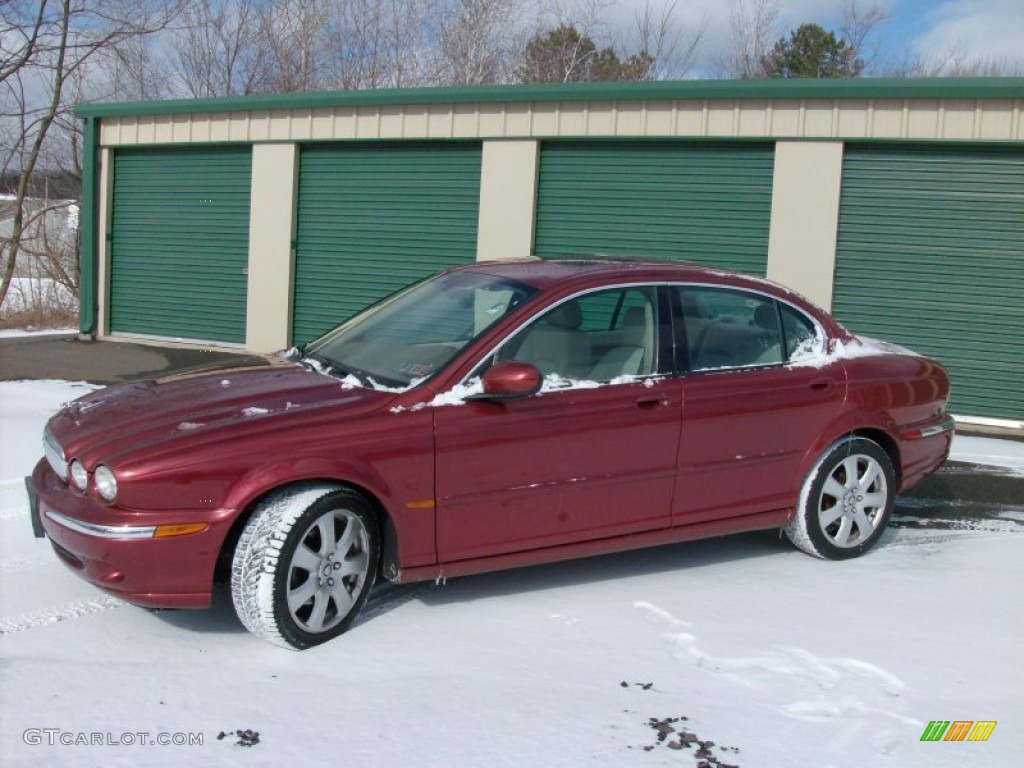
<box><xmin>76</xmin><ymin>78</ymin><xmax>1024</xmax><ymax>119</ymax></box>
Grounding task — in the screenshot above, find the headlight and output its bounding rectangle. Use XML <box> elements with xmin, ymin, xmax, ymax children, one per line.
<box><xmin>69</xmin><ymin>460</ymin><xmax>88</xmax><ymax>491</ymax></box>
<box><xmin>94</xmin><ymin>465</ymin><xmax>118</xmax><ymax>502</ymax></box>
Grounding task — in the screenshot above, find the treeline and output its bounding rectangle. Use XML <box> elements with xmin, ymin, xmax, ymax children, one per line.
<box><xmin>0</xmin><ymin>172</ymin><xmax>81</xmax><ymax>200</ymax></box>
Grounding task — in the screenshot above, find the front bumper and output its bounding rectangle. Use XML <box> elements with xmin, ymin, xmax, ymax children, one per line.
<box><xmin>27</xmin><ymin>459</ymin><xmax>235</xmax><ymax>609</ymax></box>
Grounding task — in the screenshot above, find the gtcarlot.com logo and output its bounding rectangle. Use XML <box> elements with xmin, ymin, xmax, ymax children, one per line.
<box><xmin>23</xmin><ymin>729</ymin><xmax>203</xmax><ymax>747</ymax></box>
<box><xmin>920</xmin><ymin>721</ymin><xmax>997</xmax><ymax>742</ymax></box>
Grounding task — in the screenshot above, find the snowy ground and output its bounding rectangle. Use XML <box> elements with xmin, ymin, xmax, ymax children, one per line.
<box><xmin>1</xmin><ymin>380</ymin><xmax>1021</xmax><ymax>768</ymax></box>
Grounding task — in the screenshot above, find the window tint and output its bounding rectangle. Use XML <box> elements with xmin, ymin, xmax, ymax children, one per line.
<box><xmin>676</xmin><ymin>287</ymin><xmax>784</xmax><ymax>372</ymax></box>
<box><xmin>495</xmin><ymin>287</ymin><xmax>658</xmax><ymax>382</ymax></box>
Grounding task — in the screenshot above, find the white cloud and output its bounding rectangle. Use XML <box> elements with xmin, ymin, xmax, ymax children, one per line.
<box><xmin>910</xmin><ymin>0</ymin><xmax>1024</xmax><ymax>66</ymax></box>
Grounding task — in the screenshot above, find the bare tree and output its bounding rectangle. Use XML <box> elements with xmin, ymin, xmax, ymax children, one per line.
<box><xmin>322</xmin><ymin>0</ymin><xmax>439</xmax><ymax>91</ymax></box>
<box><xmin>1</xmin><ymin>0</ymin><xmax>183</xmax><ymax>310</ymax></box>
<box><xmin>629</xmin><ymin>0</ymin><xmax>706</xmax><ymax>80</ymax></box>
<box><xmin>173</xmin><ymin>0</ymin><xmax>269</xmax><ymax>97</ymax></box>
<box><xmin>839</xmin><ymin>0</ymin><xmax>888</xmax><ymax>74</ymax></box>
<box><xmin>258</xmin><ymin>0</ymin><xmax>331</xmax><ymax>93</ymax></box>
<box><xmin>885</xmin><ymin>45</ymin><xmax>1024</xmax><ymax>77</ymax></box>
<box><xmin>435</xmin><ymin>0</ymin><xmax>527</xmax><ymax>85</ymax></box>
<box><xmin>714</xmin><ymin>0</ymin><xmax>779</xmax><ymax>78</ymax></box>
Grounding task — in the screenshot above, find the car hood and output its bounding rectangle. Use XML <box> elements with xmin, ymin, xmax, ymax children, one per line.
<box><xmin>47</xmin><ymin>355</ymin><xmax>396</xmax><ymax>467</ymax></box>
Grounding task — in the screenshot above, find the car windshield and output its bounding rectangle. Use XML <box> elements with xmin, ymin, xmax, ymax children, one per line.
<box><xmin>304</xmin><ymin>271</ymin><xmax>538</xmax><ymax>388</ymax></box>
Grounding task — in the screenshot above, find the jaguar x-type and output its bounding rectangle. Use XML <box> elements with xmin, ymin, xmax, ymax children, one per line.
<box><xmin>28</xmin><ymin>260</ymin><xmax>953</xmax><ymax>649</ymax></box>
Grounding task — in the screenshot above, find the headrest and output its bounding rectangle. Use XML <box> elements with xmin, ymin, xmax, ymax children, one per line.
<box><xmin>545</xmin><ymin>302</ymin><xmax>582</xmax><ymax>329</ymax></box>
<box><xmin>753</xmin><ymin>303</ymin><xmax>778</xmax><ymax>331</ymax></box>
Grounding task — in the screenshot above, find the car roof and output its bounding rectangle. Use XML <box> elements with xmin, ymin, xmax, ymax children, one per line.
<box><xmin>462</xmin><ymin>257</ymin><xmax>783</xmax><ymax>293</ymax></box>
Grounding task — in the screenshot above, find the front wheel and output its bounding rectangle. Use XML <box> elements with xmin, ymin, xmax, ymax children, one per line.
<box><xmin>231</xmin><ymin>483</ymin><xmax>379</xmax><ymax>649</ymax></box>
<box><xmin>785</xmin><ymin>437</ymin><xmax>895</xmax><ymax>560</ymax></box>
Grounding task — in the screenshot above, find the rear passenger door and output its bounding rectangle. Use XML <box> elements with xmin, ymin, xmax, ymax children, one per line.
<box><xmin>672</xmin><ymin>285</ymin><xmax>847</xmax><ymax>525</ymax></box>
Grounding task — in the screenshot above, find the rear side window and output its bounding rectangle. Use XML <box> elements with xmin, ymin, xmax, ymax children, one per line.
<box><xmin>675</xmin><ymin>287</ymin><xmax>822</xmax><ymax>372</ymax></box>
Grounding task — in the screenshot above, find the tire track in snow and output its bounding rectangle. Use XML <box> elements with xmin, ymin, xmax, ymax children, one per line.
<box><xmin>0</xmin><ymin>596</ymin><xmax>124</xmax><ymax>636</ymax></box>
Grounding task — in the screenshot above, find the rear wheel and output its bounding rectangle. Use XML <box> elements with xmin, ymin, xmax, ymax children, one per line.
<box><xmin>785</xmin><ymin>437</ymin><xmax>895</xmax><ymax>560</ymax></box>
<box><xmin>231</xmin><ymin>483</ymin><xmax>379</xmax><ymax>649</ymax></box>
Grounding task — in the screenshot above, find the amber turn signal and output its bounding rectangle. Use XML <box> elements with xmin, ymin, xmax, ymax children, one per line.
<box><xmin>153</xmin><ymin>523</ymin><xmax>209</xmax><ymax>538</ymax></box>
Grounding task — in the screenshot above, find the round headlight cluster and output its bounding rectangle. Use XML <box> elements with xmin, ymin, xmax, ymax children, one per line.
<box><xmin>69</xmin><ymin>460</ymin><xmax>89</xmax><ymax>490</ymax></box>
<box><xmin>94</xmin><ymin>465</ymin><xmax>118</xmax><ymax>503</ymax></box>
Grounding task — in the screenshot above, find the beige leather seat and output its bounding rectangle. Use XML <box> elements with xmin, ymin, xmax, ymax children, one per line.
<box><xmin>513</xmin><ymin>302</ymin><xmax>590</xmax><ymax>377</ymax></box>
<box><xmin>589</xmin><ymin>306</ymin><xmax>652</xmax><ymax>380</ymax></box>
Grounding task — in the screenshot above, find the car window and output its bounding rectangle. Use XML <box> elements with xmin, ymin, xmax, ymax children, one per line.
<box><xmin>677</xmin><ymin>286</ymin><xmax>784</xmax><ymax>372</ymax></box>
<box><xmin>493</xmin><ymin>286</ymin><xmax>658</xmax><ymax>383</ymax></box>
<box><xmin>781</xmin><ymin>304</ymin><xmax>818</xmax><ymax>358</ymax></box>
<box><xmin>308</xmin><ymin>272</ymin><xmax>537</xmax><ymax>387</ymax></box>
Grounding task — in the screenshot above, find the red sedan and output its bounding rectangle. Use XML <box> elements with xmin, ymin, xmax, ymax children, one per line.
<box><xmin>28</xmin><ymin>260</ymin><xmax>953</xmax><ymax>648</ymax></box>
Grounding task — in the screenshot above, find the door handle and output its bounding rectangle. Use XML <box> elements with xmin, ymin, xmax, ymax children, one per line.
<box><xmin>635</xmin><ymin>396</ymin><xmax>670</xmax><ymax>409</ymax></box>
<box><xmin>809</xmin><ymin>378</ymin><xmax>832</xmax><ymax>391</ymax></box>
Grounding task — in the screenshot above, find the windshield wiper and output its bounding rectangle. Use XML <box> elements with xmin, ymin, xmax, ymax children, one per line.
<box><xmin>299</xmin><ymin>352</ymin><xmax>369</xmax><ymax>386</ymax></box>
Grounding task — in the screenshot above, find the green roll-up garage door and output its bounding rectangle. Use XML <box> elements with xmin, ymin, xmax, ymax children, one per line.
<box><xmin>534</xmin><ymin>141</ymin><xmax>774</xmax><ymax>275</ymax></box>
<box><xmin>833</xmin><ymin>144</ymin><xmax>1024</xmax><ymax>421</ymax></box>
<box><xmin>109</xmin><ymin>146</ymin><xmax>251</xmax><ymax>344</ymax></box>
<box><xmin>292</xmin><ymin>142</ymin><xmax>482</xmax><ymax>344</ymax></box>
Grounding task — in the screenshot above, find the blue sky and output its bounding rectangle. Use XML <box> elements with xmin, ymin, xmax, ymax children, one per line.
<box><xmin>606</xmin><ymin>0</ymin><xmax>1024</xmax><ymax>75</ymax></box>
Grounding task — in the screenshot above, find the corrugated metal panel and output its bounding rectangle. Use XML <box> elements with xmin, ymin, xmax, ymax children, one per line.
<box><xmin>834</xmin><ymin>144</ymin><xmax>1024</xmax><ymax>420</ymax></box>
<box><xmin>292</xmin><ymin>142</ymin><xmax>481</xmax><ymax>344</ymax></box>
<box><xmin>109</xmin><ymin>147</ymin><xmax>251</xmax><ymax>343</ymax></box>
<box><xmin>533</xmin><ymin>141</ymin><xmax>774</xmax><ymax>276</ymax></box>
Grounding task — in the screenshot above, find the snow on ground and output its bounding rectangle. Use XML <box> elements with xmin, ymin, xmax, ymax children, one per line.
<box><xmin>0</xmin><ymin>327</ymin><xmax>77</xmax><ymax>339</ymax></box>
<box><xmin>1</xmin><ymin>380</ymin><xmax>1021</xmax><ymax>768</ymax></box>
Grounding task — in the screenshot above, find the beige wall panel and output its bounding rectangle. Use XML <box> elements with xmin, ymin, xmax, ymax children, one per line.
<box><xmin>477</xmin><ymin>104</ymin><xmax>505</xmax><ymax>136</ymax></box>
<box><xmin>152</xmin><ymin>115</ymin><xmax>173</xmax><ymax>143</ymax></box>
<box><xmin>766</xmin><ymin>141</ymin><xmax>844</xmax><ymax>310</ymax></box>
<box><xmin>477</xmin><ymin>141</ymin><xmax>538</xmax><ymax>262</ymax></box>
<box><xmin>334</xmin><ymin>108</ymin><xmax>359</xmax><ymax>139</ymax></box>
<box><xmin>558</xmin><ymin>104</ymin><xmax>587</xmax><ymax>135</ymax></box>
<box><xmin>268</xmin><ymin>110</ymin><xmax>294</xmax><ymax>140</ymax></box>
<box><xmin>837</xmin><ymin>103</ymin><xmax>870</xmax><ymax>137</ymax></box>
<box><xmin>245</xmin><ymin>143</ymin><xmax>297</xmax><ymax>352</ymax></box>
<box><xmin>427</xmin><ymin>105</ymin><xmax>455</xmax><ymax>138</ymax></box>
<box><xmin>942</xmin><ymin>100</ymin><xmax>976</xmax><ymax>137</ymax></box>
<box><xmin>587</xmin><ymin>102</ymin><xmax>616</xmax><ymax>135</ymax></box>
<box><xmin>504</xmin><ymin>104</ymin><xmax>533</xmax><ymax>136</ymax></box>
<box><xmin>195</xmin><ymin>115</ymin><xmax>215</xmax><ymax>143</ymax></box>
<box><xmin>978</xmin><ymin>100</ymin><xmax>1014</xmax><ymax>139</ymax></box>
<box><xmin>354</xmin><ymin>107</ymin><xmax>379</xmax><ymax>138</ymax></box>
<box><xmin>403</xmin><ymin>106</ymin><xmax>430</xmax><ymax>138</ymax></box>
<box><xmin>531</xmin><ymin>104</ymin><xmax>559</xmax><ymax>135</ymax></box>
<box><xmin>706</xmin><ymin>102</ymin><xmax>736</xmax><ymax>134</ymax></box>
<box><xmin>674</xmin><ymin>102</ymin><xmax>705</xmax><ymax>135</ymax></box>
<box><xmin>288</xmin><ymin>111</ymin><xmax>313</xmax><ymax>140</ymax></box>
<box><xmin>767</xmin><ymin>102</ymin><xmax>800</xmax><ymax>136</ymax></box>
<box><xmin>206</xmin><ymin>113</ymin><xmax>228</xmax><ymax>142</ymax></box>
<box><xmin>738</xmin><ymin>101</ymin><xmax>770</xmax><ymax>136</ymax></box>
<box><xmin>644</xmin><ymin>103</ymin><xmax>674</xmax><ymax>135</ymax></box>
<box><xmin>226</xmin><ymin>115</ymin><xmax>248</xmax><ymax>142</ymax></box>
<box><xmin>451</xmin><ymin>104</ymin><xmax>479</xmax><ymax>135</ymax></box>
<box><xmin>616</xmin><ymin>104</ymin><xmax>645</xmax><ymax>135</ymax></box>
<box><xmin>378</xmin><ymin>106</ymin><xmax>405</xmax><ymax>138</ymax></box>
<box><xmin>171</xmin><ymin>114</ymin><xmax>192</xmax><ymax>142</ymax></box>
<box><xmin>248</xmin><ymin>111</ymin><xmax>270</xmax><ymax>141</ymax></box>
<box><xmin>869</xmin><ymin>100</ymin><xmax>904</xmax><ymax>137</ymax></box>
<box><xmin>309</xmin><ymin>108</ymin><xmax>334</xmax><ymax>139</ymax></box>
<box><xmin>97</xmin><ymin>148</ymin><xmax>114</xmax><ymax>337</ymax></box>
<box><xmin>802</xmin><ymin>101</ymin><xmax>835</xmax><ymax>136</ymax></box>
<box><xmin>907</xmin><ymin>100</ymin><xmax>940</xmax><ymax>138</ymax></box>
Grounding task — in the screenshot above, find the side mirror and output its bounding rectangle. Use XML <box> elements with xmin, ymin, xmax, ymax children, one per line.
<box><xmin>470</xmin><ymin>361</ymin><xmax>542</xmax><ymax>400</ymax></box>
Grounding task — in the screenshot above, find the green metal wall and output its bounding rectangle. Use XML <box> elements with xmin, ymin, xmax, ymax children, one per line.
<box><xmin>109</xmin><ymin>146</ymin><xmax>251</xmax><ymax>343</ymax></box>
<box><xmin>292</xmin><ymin>142</ymin><xmax>482</xmax><ymax>345</ymax></box>
<box><xmin>533</xmin><ymin>141</ymin><xmax>775</xmax><ymax>276</ymax></box>
<box><xmin>833</xmin><ymin>144</ymin><xmax>1024</xmax><ymax>420</ymax></box>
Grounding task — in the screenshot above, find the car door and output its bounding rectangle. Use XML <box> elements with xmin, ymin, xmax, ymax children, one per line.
<box><xmin>671</xmin><ymin>285</ymin><xmax>847</xmax><ymax>524</ymax></box>
<box><xmin>433</xmin><ymin>285</ymin><xmax>681</xmax><ymax>563</ymax></box>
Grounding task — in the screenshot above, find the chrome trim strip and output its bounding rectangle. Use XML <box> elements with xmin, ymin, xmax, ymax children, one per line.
<box><xmin>44</xmin><ymin>510</ymin><xmax>155</xmax><ymax>539</ymax></box>
<box><xmin>918</xmin><ymin>419</ymin><xmax>956</xmax><ymax>438</ymax></box>
<box><xmin>43</xmin><ymin>427</ymin><xmax>68</xmax><ymax>481</ymax></box>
